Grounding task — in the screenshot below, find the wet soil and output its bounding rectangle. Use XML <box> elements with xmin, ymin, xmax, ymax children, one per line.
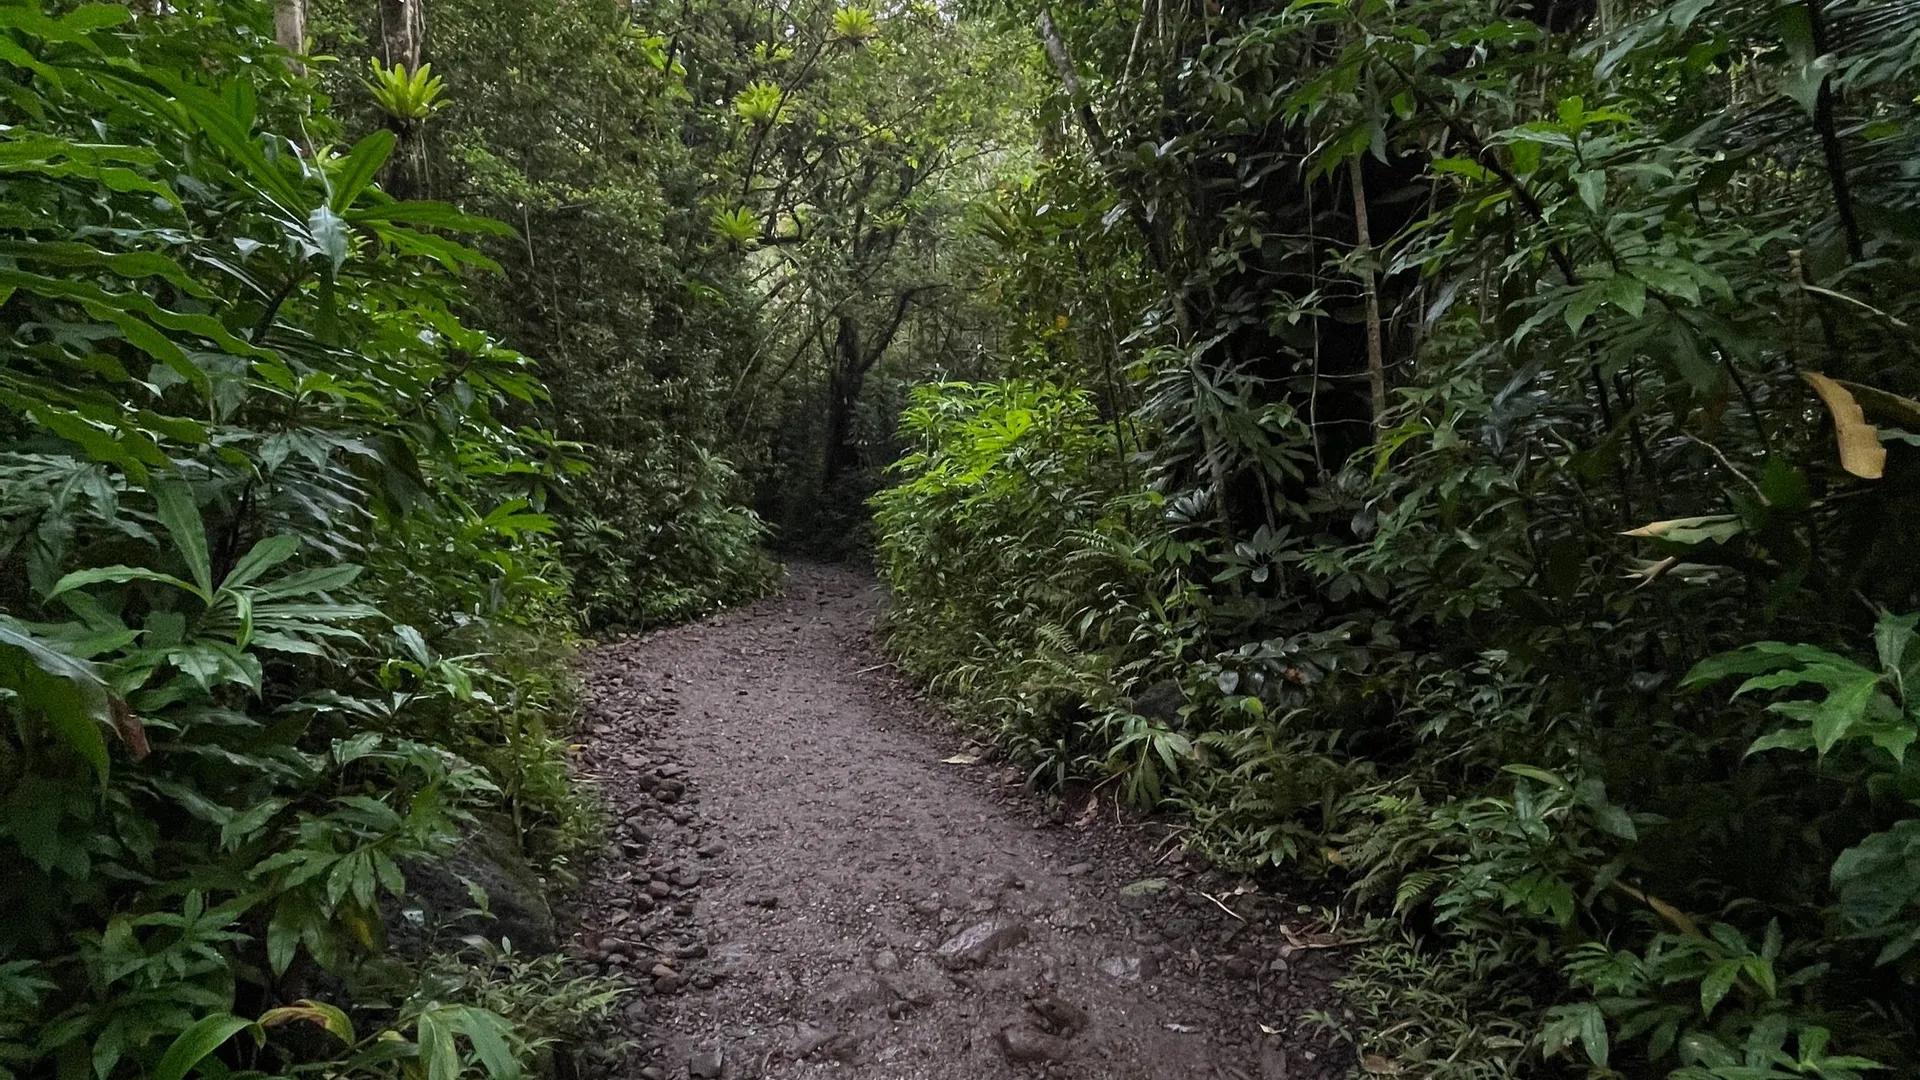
<box><xmin>571</xmin><ymin>564</ymin><xmax>1346</xmax><ymax>1080</ymax></box>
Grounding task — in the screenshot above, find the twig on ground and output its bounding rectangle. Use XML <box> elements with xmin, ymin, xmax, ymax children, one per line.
<box><xmin>1200</xmin><ymin>891</ymin><xmax>1247</xmax><ymax>922</ymax></box>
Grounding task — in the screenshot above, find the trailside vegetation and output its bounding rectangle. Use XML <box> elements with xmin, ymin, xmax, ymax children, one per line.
<box><xmin>874</xmin><ymin>1</ymin><xmax>1920</xmax><ymax>1077</ymax></box>
<box><xmin>0</xmin><ymin>3</ymin><xmax>616</xmax><ymax>1076</ymax></box>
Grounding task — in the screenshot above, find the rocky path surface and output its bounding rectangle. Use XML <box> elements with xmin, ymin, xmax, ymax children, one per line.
<box><xmin>571</xmin><ymin>564</ymin><xmax>1344</xmax><ymax>1080</ymax></box>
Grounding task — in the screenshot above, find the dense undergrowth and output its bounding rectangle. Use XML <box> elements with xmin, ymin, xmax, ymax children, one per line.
<box><xmin>0</xmin><ymin>4</ymin><xmax>622</xmax><ymax>1076</ymax></box>
<box><xmin>875</xmin><ymin>2</ymin><xmax>1920</xmax><ymax>1078</ymax></box>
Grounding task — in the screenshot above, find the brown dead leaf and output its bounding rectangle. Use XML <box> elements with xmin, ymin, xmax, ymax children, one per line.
<box><xmin>1805</xmin><ymin>371</ymin><xmax>1887</xmax><ymax>479</ymax></box>
<box><xmin>110</xmin><ymin>697</ymin><xmax>149</xmax><ymax>761</ymax></box>
<box><xmin>1612</xmin><ymin>879</ymin><xmax>1700</xmax><ymax>936</ymax></box>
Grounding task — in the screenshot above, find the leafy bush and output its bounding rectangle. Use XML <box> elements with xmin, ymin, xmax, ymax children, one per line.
<box><xmin>0</xmin><ymin>4</ymin><xmax>601</xmax><ymax>1076</ymax></box>
<box><xmin>877</xmin><ymin>0</ymin><xmax>1920</xmax><ymax>1075</ymax></box>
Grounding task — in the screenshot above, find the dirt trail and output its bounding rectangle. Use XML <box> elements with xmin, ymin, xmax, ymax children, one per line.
<box><xmin>572</xmin><ymin>564</ymin><xmax>1340</xmax><ymax>1080</ymax></box>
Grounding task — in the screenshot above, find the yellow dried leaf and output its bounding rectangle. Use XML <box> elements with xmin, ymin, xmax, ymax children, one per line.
<box><xmin>1646</xmin><ymin>893</ymin><xmax>1701</xmax><ymax>937</ymax></box>
<box><xmin>1804</xmin><ymin>371</ymin><xmax>1887</xmax><ymax>479</ymax></box>
<box><xmin>1612</xmin><ymin>879</ymin><xmax>1700</xmax><ymax>935</ymax></box>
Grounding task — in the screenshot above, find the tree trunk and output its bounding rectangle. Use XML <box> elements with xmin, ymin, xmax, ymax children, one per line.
<box><xmin>379</xmin><ymin>0</ymin><xmax>425</xmax><ymax>69</ymax></box>
<box><xmin>273</xmin><ymin>0</ymin><xmax>306</xmax><ymax>62</ymax></box>
<box><xmin>1348</xmin><ymin>155</ymin><xmax>1388</xmax><ymax>428</ymax></box>
<box><xmin>378</xmin><ymin>0</ymin><xmax>429</xmax><ymax>200</ymax></box>
<box><xmin>822</xmin><ymin>317</ymin><xmax>862</xmax><ymax>491</ymax></box>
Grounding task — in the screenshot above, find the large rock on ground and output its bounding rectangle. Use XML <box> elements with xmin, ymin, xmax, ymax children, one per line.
<box><xmin>391</xmin><ymin>820</ymin><xmax>558</xmax><ymax>954</ymax></box>
<box><xmin>997</xmin><ymin>1026</ymin><xmax>1072</xmax><ymax>1065</ymax></box>
<box><xmin>935</xmin><ymin>914</ymin><xmax>1029</xmax><ymax>970</ymax></box>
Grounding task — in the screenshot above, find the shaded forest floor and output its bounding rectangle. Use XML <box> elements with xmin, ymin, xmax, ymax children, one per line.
<box><xmin>567</xmin><ymin>564</ymin><xmax>1350</xmax><ymax>1079</ymax></box>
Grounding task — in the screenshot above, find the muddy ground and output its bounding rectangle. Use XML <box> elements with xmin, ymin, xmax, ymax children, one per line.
<box><xmin>570</xmin><ymin>564</ymin><xmax>1349</xmax><ymax>1080</ymax></box>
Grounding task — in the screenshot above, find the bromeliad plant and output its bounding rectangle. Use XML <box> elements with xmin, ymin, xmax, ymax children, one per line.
<box><xmin>365</xmin><ymin>57</ymin><xmax>448</xmax><ymax>124</ymax></box>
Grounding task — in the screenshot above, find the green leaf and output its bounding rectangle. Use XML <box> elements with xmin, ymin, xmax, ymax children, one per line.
<box><xmin>251</xmin><ymin>564</ymin><xmax>362</xmax><ymax>600</ymax></box>
<box><xmin>152</xmin><ymin>1015</ymin><xmax>254</xmax><ymax>1080</ymax></box>
<box><xmin>1605</xmin><ymin>272</ymin><xmax>1646</xmax><ymax>318</ymax></box>
<box><xmin>1808</xmin><ymin>673</ymin><xmax>1885</xmax><ymax>754</ymax></box>
<box><xmin>1875</xmin><ymin>612</ymin><xmax>1918</xmax><ymax>683</ymax></box>
<box><xmin>416</xmin><ymin>1010</ymin><xmax>461</xmax><ymax>1080</ymax></box>
<box><xmin>1699</xmin><ymin>962</ymin><xmax>1739</xmax><ymax>1018</ymax></box>
<box><xmin>308</xmin><ymin>206</ymin><xmax>349</xmax><ymax>273</ymax></box>
<box><xmin>222</xmin><ymin>536</ymin><xmax>301</xmax><ymax>592</ymax></box>
<box><xmin>446</xmin><ymin>1008</ymin><xmax>520</xmax><ymax>1080</ymax></box>
<box><xmin>49</xmin><ymin>565</ymin><xmax>201</xmax><ymax>599</ymax></box>
<box><xmin>0</xmin><ymin>615</ymin><xmax>114</xmax><ymax>779</ymax></box>
<box><xmin>1574</xmin><ymin>169</ymin><xmax>1605</xmax><ymax>213</ymax></box>
<box><xmin>345</xmin><ymin>200</ymin><xmax>516</xmax><ymax>236</ymax></box>
<box><xmin>1564</xmin><ymin>284</ymin><xmax>1605</xmax><ymax>333</ymax></box>
<box><xmin>1579</xmin><ymin>1004</ymin><xmax>1609</xmax><ymax>1067</ymax></box>
<box><xmin>266</xmin><ymin>900</ymin><xmax>301</xmax><ymax>977</ymax></box>
<box><xmin>329</xmin><ymin>130</ymin><xmax>396</xmax><ymax>211</ymax></box>
<box><xmin>1430</xmin><ymin>156</ymin><xmax>1495</xmax><ymax>183</ymax></box>
<box><xmin>149</xmin><ymin>477</ymin><xmax>213</xmax><ymax>596</ymax></box>
<box><xmin>1502</xmin><ymin>764</ymin><xmax>1572</xmax><ymax>791</ymax></box>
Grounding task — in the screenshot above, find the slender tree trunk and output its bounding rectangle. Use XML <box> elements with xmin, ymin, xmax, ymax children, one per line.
<box><xmin>1802</xmin><ymin>0</ymin><xmax>1863</xmax><ymax>264</ymax></box>
<box><xmin>1348</xmin><ymin>156</ymin><xmax>1388</xmax><ymax>428</ymax></box>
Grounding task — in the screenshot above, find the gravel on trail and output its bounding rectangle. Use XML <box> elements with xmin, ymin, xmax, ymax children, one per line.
<box><xmin>570</xmin><ymin>563</ymin><xmax>1347</xmax><ymax>1080</ymax></box>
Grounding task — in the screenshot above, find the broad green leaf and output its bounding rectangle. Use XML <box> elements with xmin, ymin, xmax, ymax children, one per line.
<box><xmin>251</xmin><ymin>564</ymin><xmax>362</xmax><ymax>601</ymax></box>
<box><xmin>345</xmin><ymin>200</ymin><xmax>516</xmax><ymax>236</ymax></box>
<box><xmin>222</xmin><ymin>536</ymin><xmax>301</xmax><ymax>592</ymax></box>
<box><xmin>1875</xmin><ymin>612</ymin><xmax>1918</xmax><ymax>680</ymax></box>
<box><xmin>446</xmin><ymin>1007</ymin><xmax>520</xmax><ymax>1080</ymax></box>
<box><xmin>0</xmin><ymin>614</ymin><xmax>114</xmax><ymax>778</ymax></box>
<box><xmin>328</xmin><ymin>130</ymin><xmax>396</xmax><ymax>211</ymax></box>
<box><xmin>49</xmin><ymin>565</ymin><xmax>200</xmax><ymax>599</ymax></box>
<box><xmin>1605</xmin><ymin>272</ymin><xmax>1646</xmax><ymax>318</ymax></box>
<box><xmin>1573</xmin><ymin>169</ymin><xmax>1605</xmax><ymax>213</ymax></box>
<box><xmin>152</xmin><ymin>1015</ymin><xmax>254</xmax><ymax>1080</ymax></box>
<box><xmin>308</xmin><ymin>206</ymin><xmax>349</xmax><ymax>273</ymax></box>
<box><xmin>416</xmin><ymin>1010</ymin><xmax>461</xmax><ymax>1080</ymax></box>
<box><xmin>149</xmin><ymin>477</ymin><xmax>213</xmax><ymax>596</ymax></box>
